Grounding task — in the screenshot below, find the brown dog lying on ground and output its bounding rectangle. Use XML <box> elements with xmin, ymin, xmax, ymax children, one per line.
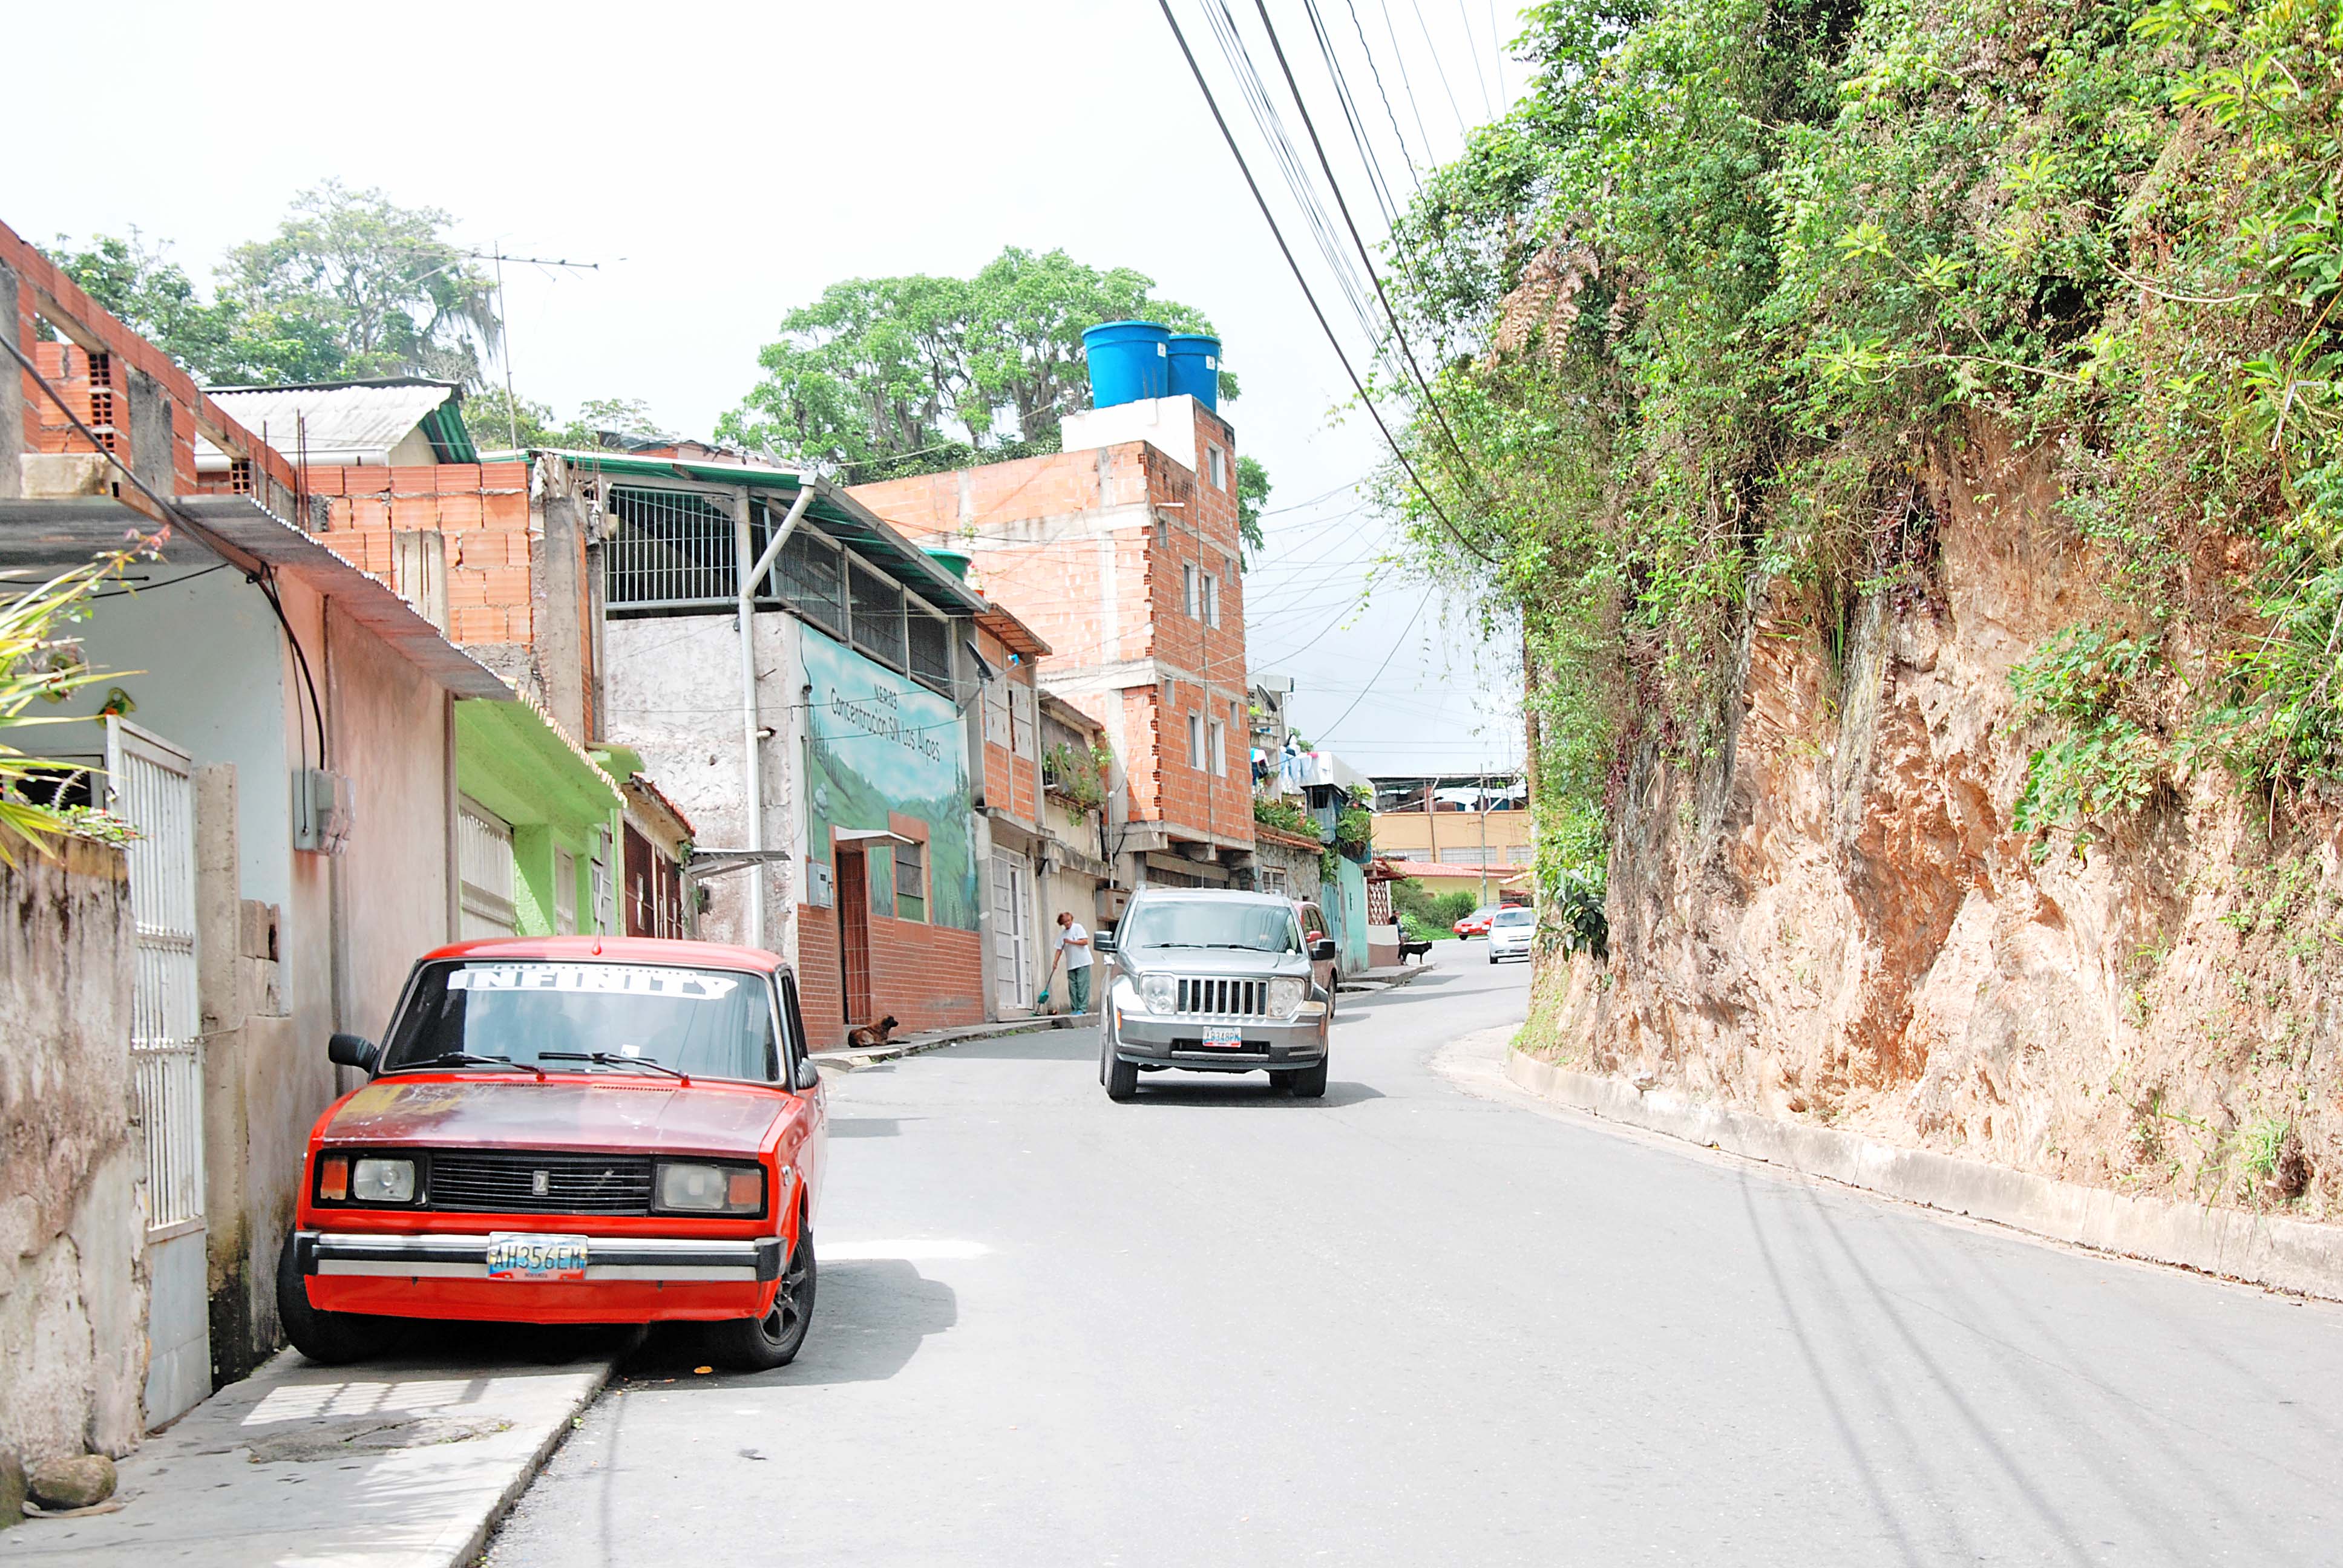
<box><xmin>844</xmin><ymin>1014</ymin><xmax>901</xmax><ymax>1050</ymax></box>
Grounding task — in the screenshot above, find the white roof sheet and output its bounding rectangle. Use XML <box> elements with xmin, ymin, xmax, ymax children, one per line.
<box><xmin>197</xmin><ymin>382</ymin><xmax>457</xmax><ymax>466</ymax></box>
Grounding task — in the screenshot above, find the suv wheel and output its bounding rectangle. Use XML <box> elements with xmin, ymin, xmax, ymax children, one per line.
<box><xmin>1106</xmin><ymin>1053</ymin><xmax>1139</xmax><ymax>1100</ymax></box>
<box><xmin>1291</xmin><ymin>1058</ymin><xmax>1329</xmax><ymax>1099</ymax></box>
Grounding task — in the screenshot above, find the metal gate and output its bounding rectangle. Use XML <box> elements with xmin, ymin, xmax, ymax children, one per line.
<box><xmin>991</xmin><ymin>850</ymin><xmax>1032</xmax><ymax>1011</ymax></box>
<box><xmin>457</xmin><ymin>799</ymin><xmax>519</xmax><ymax>938</ymax></box>
<box><xmin>107</xmin><ymin>717</ymin><xmax>203</xmax><ymax>1236</ymax></box>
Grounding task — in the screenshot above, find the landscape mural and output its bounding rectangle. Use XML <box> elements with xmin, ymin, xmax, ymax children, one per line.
<box><xmin>800</xmin><ymin>624</ymin><xmax>978</xmax><ymax>930</ymax></box>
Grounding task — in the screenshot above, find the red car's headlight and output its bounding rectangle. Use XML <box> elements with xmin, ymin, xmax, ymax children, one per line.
<box><xmin>654</xmin><ymin>1161</ymin><xmax>765</xmax><ymax>1216</ymax></box>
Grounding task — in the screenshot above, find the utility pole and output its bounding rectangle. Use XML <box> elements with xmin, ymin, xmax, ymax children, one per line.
<box><xmin>1478</xmin><ymin>764</ymin><xmax>1490</xmax><ymax>907</ymax></box>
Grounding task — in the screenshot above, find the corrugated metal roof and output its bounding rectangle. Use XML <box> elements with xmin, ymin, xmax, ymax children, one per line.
<box><xmin>198</xmin><ymin>381</ymin><xmax>468</xmax><ymax>466</ymax></box>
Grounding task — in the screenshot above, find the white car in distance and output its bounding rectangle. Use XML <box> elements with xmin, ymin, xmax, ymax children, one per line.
<box><xmin>1487</xmin><ymin>906</ymin><xmax>1536</xmax><ymax>964</ymax></box>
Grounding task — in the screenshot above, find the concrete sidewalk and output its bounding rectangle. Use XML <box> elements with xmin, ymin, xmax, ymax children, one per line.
<box><xmin>2</xmin><ymin>1337</ymin><xmax>615</xmax><ymax>1567</ymax></box>
<box><xmin>810</xmin><ymin>1013</ymin><xmax>1080</xmax><ymax>1071</ymax></box>
<box><xmin>1335</xmin><ymin>959</ymin><xmax>1435</xmax><ymax>993</ymax></box>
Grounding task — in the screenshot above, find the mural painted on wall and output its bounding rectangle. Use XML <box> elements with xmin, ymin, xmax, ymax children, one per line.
<box><xmin>802</xmin><ymin>626</ymin><xmax>978</xmax><ymax>930</ymax></box>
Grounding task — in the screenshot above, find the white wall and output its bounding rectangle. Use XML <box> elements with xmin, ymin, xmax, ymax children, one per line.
<box><xmin>602</xmin><ymin>610</ymin><xmax>804</xmax><ymax>962</ymax></box>
<box><xmin>59</xmin><ymin>560</ymin><xmax>292</xmax><ymax>910</ymax></box>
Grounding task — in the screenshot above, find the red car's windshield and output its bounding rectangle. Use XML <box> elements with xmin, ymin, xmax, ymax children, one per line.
<box><xmin>381</xmin><ymin>960</ymin><xmax>779</xmax><ymax>1082</ymax></box>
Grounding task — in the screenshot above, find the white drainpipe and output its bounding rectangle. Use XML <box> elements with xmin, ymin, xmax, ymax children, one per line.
<box><xmin>736</xmin><ymin>483</ymin><xmax>818</xmax><ymax>953</ymax></box>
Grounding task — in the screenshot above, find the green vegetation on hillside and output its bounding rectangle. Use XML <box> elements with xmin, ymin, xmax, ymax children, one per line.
<box><xmin>1381</xmin><ymin>0</ymin><xmax>2343</xmax><ymax>880</ymax></box>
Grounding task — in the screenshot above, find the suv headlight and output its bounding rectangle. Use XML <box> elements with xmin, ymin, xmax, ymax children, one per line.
<box><xmin>1267</xmin><ymin>977</ymin><xmax>1306</xmax><ymax>1019</ymax></box>
<box><xmin>1138</xmin><ymin>973</ymin><xmax>1177</xmax><ymax>1014</ymax></box>
<box><xmin>350</xmin><ymin>1156</ymin><xmax>416</xmax><ymax>1204</ymax></box>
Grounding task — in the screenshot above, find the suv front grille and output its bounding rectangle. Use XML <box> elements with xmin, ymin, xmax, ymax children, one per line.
<box><xmin>1173</xmin><ymin>977</ymin><xmax>1267</xmax><ymax>1018</ymax></box>
<box><xmin>427</xmin><ymin>1151</ymin><xmax>653</xmax><ymax>1215</ymax></box>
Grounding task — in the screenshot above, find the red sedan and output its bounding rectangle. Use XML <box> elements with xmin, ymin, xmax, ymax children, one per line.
<box><xmin>278</xmin><ymin>936</ymin><xmax>827</xmax><ymax>1370</ymax></box>
<box><xmin>1453</xmin><ymin>904</ymin><xmax>1500</xmax><ymax>939</ymax></box>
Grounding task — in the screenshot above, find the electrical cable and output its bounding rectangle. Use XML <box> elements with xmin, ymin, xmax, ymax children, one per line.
<box><xmin>1199</xmin><ymin>0</ymin><xmax>1383</xmax><ymax>353</ymax></box>
<box><xmin>1303</xmin><ymin>0</ymin><xmax>1406</xmax><ymax>234</ymax></box>
<box><xmin>1156</xmin><ymin>0</ymin><xmax>1494</xmax><ymax>566</ymax></box>
<box><xmin>1254</xmin><ymin>0</ymin><xmax>1499</xmax><ymax>521</ymax></box>
<box><xmin>1</xmin><ymin>333</ymin><xmax>329</xmax><ymax>770</ymax></box>
<box><xmin>1371</xmin><ymin>0</ymin><xmax>1440</xmax><ymax>168</ymax></box>
<box><xmin>1408</xmin><ymin>0</ymin><xmax>1474</xmax><ymax>137</ymax></box>
<box><xmin>1309</xmin><ymin>584</ymin><xmax>1435</xmax><ymax>742</ymax></box>
<box><xmin>1458</xmin><ymin>0</ymin><xmax>1498</xmax><ymax>119</ymax></box>
<box><xmin>85</xmin><ymin>561</ymin><xmax>235</xmax><ymax>599</ymax></box>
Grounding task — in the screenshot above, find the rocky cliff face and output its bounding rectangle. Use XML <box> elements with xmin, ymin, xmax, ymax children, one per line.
<box><xmin>1536</xmin><ymin>431</ymin><xmax>2338</xmax><ymax>1220</ymax></box>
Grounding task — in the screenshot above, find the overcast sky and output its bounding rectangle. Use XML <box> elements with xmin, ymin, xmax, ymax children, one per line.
<box><xmin>13</xmin><ymin>0</ymin><xmax>1530</xmax><ymax>779</ymax></box>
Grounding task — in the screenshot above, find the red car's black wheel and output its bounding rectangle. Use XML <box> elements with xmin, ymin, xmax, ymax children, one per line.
<box><xmin>710</xmin><ymin>1229</ymin><xmax>816</xmax><ymax>1371</ymax></box>
<box><xmin>275</xmin><ymin>1231</ymin><xmax>401</xmax><ymax>1364</ymax></box>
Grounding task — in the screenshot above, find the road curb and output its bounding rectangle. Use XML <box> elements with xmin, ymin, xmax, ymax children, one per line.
<box><xmin>1502</xmin><ymin>1044</ymin><xmax>2343</xmax><ymax>1302</ymax></box>
<box><xmin>455</xmin><ymin>1356</ymin><xmax>616</xmax><ymax>1567</ymax></box>
<box><xmin>812</xmin><ymin>1016</ymin><xmax>1075</xmax><ymax>1071</ymax></box>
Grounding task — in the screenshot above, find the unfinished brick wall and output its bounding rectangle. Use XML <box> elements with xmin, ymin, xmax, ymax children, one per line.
<box><xmin>7</xmin><ymin>218</ymin><xmax>288</xmax><ymax>501</ymax></box>
<box><xmin>304</xmin><ymin>463</ymin><xmax>535</xmax><ymax>646</ymax></box>
<box><xmin>853</xmin><ymin>400</ymin><xmax>1254</xmax><ymax>851</ymax></box>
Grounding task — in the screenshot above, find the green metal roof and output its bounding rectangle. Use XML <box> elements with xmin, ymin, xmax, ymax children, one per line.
<box><xmin>531</xmin><ymin>449</ymin><xmax>986</xmax><ymax>615</ymax></box>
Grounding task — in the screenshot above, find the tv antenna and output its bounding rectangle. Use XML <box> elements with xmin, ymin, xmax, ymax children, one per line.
<box><xmin>462</xmin><ymin>246</ymin><xmax>603</xmax><ymax>451</ymax></box>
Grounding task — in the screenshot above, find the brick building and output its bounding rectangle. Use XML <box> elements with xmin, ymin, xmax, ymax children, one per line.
<box><xmin>852</xmin><ymin>390</ymin><xmax>1256</xmax><ymax>893</ymax></box>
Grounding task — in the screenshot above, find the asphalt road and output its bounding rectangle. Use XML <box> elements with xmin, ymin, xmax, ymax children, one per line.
<box><xmin>490</xmin><ymin>944</ymin><xmax>2343</xmax><ymax>1566</ymax></box>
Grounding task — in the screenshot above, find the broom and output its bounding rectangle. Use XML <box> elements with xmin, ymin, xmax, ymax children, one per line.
<box><xmin>1035</xmin><ymin>949</ymin><xmax>1062</xmax><ymax>1009</ymax></box>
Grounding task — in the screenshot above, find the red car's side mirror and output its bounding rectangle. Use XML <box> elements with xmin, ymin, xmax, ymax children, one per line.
<box><xmin>1306</xmin><ymin>929</ymin><xmax>1325</xmax><ymax>943</ymax></box>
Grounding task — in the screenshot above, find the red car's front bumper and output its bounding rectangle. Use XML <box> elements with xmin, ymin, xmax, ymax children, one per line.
<box><xmin>294</xmin><ymin>1228</ymin><xmax>785</xmax><ymax>1325</ymax></box>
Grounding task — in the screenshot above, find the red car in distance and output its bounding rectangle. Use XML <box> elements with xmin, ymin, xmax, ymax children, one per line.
<box><xmin>1453</xmin><ymin>904</ymin><xmax>1500</xmax><ymax>939</ymax></box>
<box><xmin>278</xmin><ymin>936</ymin><xmax>827</xmax><ymax>1371</ymax></box>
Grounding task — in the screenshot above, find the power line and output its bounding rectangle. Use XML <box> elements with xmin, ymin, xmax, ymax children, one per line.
<box><xmin>1368</xmin><ymin>0</ymin><xmax>1439</xmax><ymax>174</ymax></box>
<box><xmin>1310</xmin><ymin>584</ymin><xmax>1435</xmax><ymax>741</ymax></box>
<box><xmin>1303</xmin><ymin>0</ymin><xmax>1406</xmax><ymax>234</ymax></box>
<box><xmin>1254</xmin><ymin>0</ymin><xmax>1499</xmax><ymax>528</ymax></box>
<box><xmin>1156</xmin><ymin>0</ymin><xmax>1493</xmax><ymax>567</ymax></box>
<box><xmin>1198</xmin><ymin>0</ymin><xmax>1382</xmax><ymax>353</ymax></box>
<box><xmin>1408</xmin><ymin>0</ymin><xmax>1474</xmax><ymax>137</ymax></box>
<box><xmin>1458</xmin><ymin>0</ymin><xmax>1498</xmax><ymax>120</ymax></box>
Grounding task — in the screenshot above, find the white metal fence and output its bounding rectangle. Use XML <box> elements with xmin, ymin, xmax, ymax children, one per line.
<box><xmin>108</xmin><ymin>717</ymin><xmax>204</xmax><ymax>1238</ymax></box>
<box><xmin>458</xmin><ymin>799</ymin><xmax>519</xmax><ymax>938</ymax></box>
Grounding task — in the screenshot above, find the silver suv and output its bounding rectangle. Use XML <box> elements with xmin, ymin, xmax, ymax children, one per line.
<box><xmin>1095</xmin><ymin>889</ymin><xmax>1337</xmax><ymax>1100</ymax></box>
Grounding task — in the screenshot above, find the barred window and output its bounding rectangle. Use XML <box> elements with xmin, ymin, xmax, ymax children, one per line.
<box><xmin>605</xmin><ymin>487</ymin><xmax>738</xmax><ymax>609</ymax></box>
<box><xmin>850</xmin><ymin>561</ymin><xmax>905</xmax><ymax>669</ymax></box>
<box><xmin>894</xmin><ymin>843</ymin><xmax>926</xmax><ymax>923</ymax></box>
<box><xmin>906</xmin><ymin>607</ymin><xmax>952</xmax><ymax>693</ymax></box>
<box><xmin>779</xmin><ymin>525</ymin><xmax>844</xmax><ymax>635</ymax></box>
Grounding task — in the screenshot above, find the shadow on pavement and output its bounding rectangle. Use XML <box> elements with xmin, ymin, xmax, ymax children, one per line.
<box><xmin>1125</xmin><ymin>1079</ymin><xmax>1385</xmax><ymax>1109</ymax></box>
<box><xmin>624</xmin><ymin>1258</ymin><xmax>957</xmax><ymax>1388</ymax></box>
<box><xmin>945</xmin><ymin>1027</ymin><xmax>1098</xmax><ymax>1060</ymax></box>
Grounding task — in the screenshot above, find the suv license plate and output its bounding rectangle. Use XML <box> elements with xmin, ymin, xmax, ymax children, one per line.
<box><xmin>486</xmin><ymin>1233</ymin><xmax>589</xmax><ymax>1281</ymax></box>
<box><xmin>1203</xmin><ymin>1025</ymin><xmax>1245</xmax><ymax>1048</ymax></box>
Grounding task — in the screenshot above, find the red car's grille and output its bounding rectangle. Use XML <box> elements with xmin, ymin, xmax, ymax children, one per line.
<box><xmin>426</xmin><ymin>1152</ymin><xmax>653</xmax><ymax>1215</ymax></box>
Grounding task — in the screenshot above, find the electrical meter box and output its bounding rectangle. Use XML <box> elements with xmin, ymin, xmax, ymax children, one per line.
<box><xmin>293</xmin><ymin>767</ymin><xmax>354</xmax><ymax>854</ymax></box>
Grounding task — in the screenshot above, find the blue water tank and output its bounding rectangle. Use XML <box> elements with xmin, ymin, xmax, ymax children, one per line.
<box><xmin>1083</xmin><ymin>320</ymin><xmax>1170</xmax><ymax>408</ymax></box>
<box><xmin>1167</xmin><ymin>334</ymin><xmax>1221</xmax><ymax>411</ymax></box>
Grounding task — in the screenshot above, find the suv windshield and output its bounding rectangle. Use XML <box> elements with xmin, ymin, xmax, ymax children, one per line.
<box><xmin>381</xmin><ymin>961</ymin><xmax>779</xmax><ymax>1081</ymax></box>
<box><xmin>1492</xmin><ymin>909</ymin><xmax>1535</xmax><ymax>928</ymax></box>
<box><xmin>1119</xmin><ymin>900</ymin><xmax>1302</xmax><ymax>953</ymax></box>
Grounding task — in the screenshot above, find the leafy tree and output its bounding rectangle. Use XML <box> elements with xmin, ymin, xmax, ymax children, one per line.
<box><xmin>50</xmin><ymin>231</ymin><xmax>344</xmax><ymax>385</ymax></box>
<box><xmin>53</xmin><ymin>184</ymin><xmax>501</xmax><ymax>390</ymax></box>
<box><xmin>217</xmin><ymin>181</ymin><xmax>500</xmax><ymax>385</ymax></box>
<box><xmin>462</xmin><ymin>391</ymin><xmax>677</xmax><ymax>456</ymax></box>
<box><xmin>719</xmin><ymin>247</ymin><xmax>1237</xmax><ymax>482</ymax></box>
<box><xmin>1237</xmin><ymin>454</ymin><xmax>1271</xmax><ymax>561</ymax></box>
